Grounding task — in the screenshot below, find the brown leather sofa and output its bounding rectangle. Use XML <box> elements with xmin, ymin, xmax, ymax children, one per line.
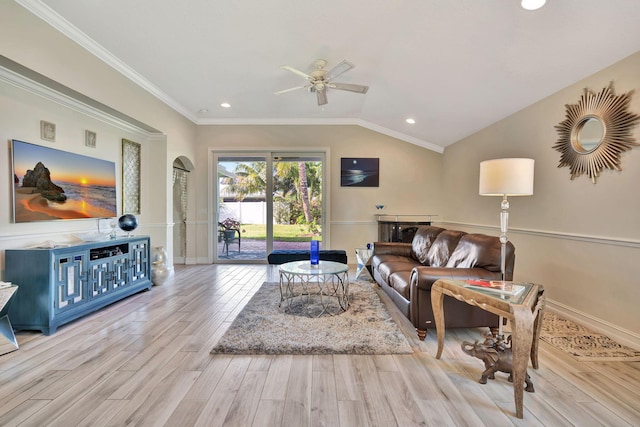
<box><xmin>371</xmin><ymin>225</ymin><xmax>514</xmax><ymax>340</ymax></box>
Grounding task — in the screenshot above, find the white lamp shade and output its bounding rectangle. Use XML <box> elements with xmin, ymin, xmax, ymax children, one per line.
<box><xmin>521</xmin><ymin>0</ymin><xmax>546</xmax><ymax>11</ymax></box>
<box><xmin>479</xmin><ymin>158</ymin><xmax>534</xmax><ymax>196</ymax></box>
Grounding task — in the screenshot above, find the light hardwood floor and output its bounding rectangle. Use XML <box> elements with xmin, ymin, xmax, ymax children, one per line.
<box><xmin>0</xmin><ymin>264</ymin><xmax>638</xmax><ymax>426</ymax></box>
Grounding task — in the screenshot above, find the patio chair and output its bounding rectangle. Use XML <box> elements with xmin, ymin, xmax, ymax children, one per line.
<box><xmin>219</xmin><ymin>224</ymin><xmax>241</xmax><ymax>255</ymax></box>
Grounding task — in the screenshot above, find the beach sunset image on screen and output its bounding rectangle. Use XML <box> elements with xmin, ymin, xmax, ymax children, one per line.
<box><xmin>11</xmin><ymin>139</ymin><xmax>117</xmax><ymax>222</ymax></box>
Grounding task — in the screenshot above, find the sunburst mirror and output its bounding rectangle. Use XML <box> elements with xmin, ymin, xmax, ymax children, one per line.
<box><xmin>553</xmin><ymin>83</ymin><xmax>640</xmax><ymax>183</ymax></box>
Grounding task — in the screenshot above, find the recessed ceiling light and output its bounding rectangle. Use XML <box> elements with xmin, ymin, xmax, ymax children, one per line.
<box><xmin>406</xmin><ymin>118</ymin><xmax>416</xmax><ymax>124</ymax></box>
<box><xmin>221</xmin><ymin>102</ymin><xmax>231</xmax><ymax>108</ymax></box>
<box><xmin>198</xmin><ymin>108</ymin><xmax>209</xmax><ymax>114</ymax></box>
<box><xmin>521</xmin><ymin>0</ymin><xmax>546</xmax><ymax>11</ymax></box>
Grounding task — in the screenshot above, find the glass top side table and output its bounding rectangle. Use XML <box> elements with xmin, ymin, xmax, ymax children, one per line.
<box><xmin>0</xmin><ymin>284</ymin><xmax>19</xmax><ymax>355</ymax></box>
<box><xmin>355</xmin><ymin>248</ymin><xmax>373</xmax><ymax>280</ymax></box>
<box><xmin>430</xmin><ymin>279</ymin><xmax>545</xmax><ymax>419</ymax></box>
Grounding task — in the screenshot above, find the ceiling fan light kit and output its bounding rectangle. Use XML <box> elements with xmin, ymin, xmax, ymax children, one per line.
<box><xmin>276</xmin><ymin>59</ymin><xmax>369</xmax><ymax>106</ymax></box>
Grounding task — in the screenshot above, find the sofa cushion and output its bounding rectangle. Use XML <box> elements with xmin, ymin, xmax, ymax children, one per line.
<box><xmin>375</xmin><ymin>256</ymin><xmax>420</xmax><ymax>284</ymax></box>
<box><xmin>445</xmin><ymin>233</ymin><xmax>502</xmax><ymax>271</ymax></box>
<box><xmin>388</xmin><ymin>271</ymin><xmax>412</xmax><ymax>300</ymax></box>
<box><xmin>426</xmin><ymin>229</ymin><xmax>466</xmax><ymax>267</ymax></box>
<box><xmin>410</xmin><ymin>226</ymin><xmax>445</xmax><ymax>264</ymax></box>
<box><xmin>371</xmin><ymin>253</ymin><xmax>404</xmax><ymax>272</ymax></box>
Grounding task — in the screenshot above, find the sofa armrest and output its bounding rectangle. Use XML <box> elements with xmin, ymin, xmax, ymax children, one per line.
<box><xmin>372</xmin><ymin>242</ymin><xmax>412</xmax><ymax>258</ymax></box>
<box><xmin>410</xmin><ymin>267</ymin><xmax>502</xmax><ymax>292</ymax></box>
<box><xmin>409</xmin><ymin>267</ymin><xmax>502</xmax><ymax>334</ymax></box>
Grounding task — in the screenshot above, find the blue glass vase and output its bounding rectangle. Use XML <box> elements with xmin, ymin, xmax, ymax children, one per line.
<box><xmin>310</xmin><ymin>240</ymin><xmax>320</xmax><ymax>266</ymax></box>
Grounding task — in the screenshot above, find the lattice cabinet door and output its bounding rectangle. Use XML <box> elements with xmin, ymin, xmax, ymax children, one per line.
<box><xmin>130</xmin><ymin>239</ymin><xmax>150</xmax><ymax>283</ymax></box>
<box><xmin>111</xmin><ymin>256</ymin><xmax>129</xmax><ymax>290</ymax></box>
<box><xmin>89</xmin><ymin>256</ymin><xmax>129</xmax><ymax>297</ymax></box>
<box><xmin>54</xmin><ymin>252</ymin><xmax>89</xmax><ymax>314</ymax></box>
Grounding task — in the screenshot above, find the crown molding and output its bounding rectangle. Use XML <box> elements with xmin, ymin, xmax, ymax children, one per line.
<box><xmin>355</xmin><ymin>119</ymin><xmax>444</xmax><ymax>153</ymax></box>
<box><xmin>16</xmin><ymin>0</ymin><xmax>443</xmax><ymax>153</ymax></box>
<box><xmin>16</xmin><ymin>0</ymin><xmax>197</xmax><ymax>122</ymax></box>
<box><xmin>0</xmin><ymin>55</ymin><xmax>161</xmax><ymax>137</ymax></box>
<box><xmin>196</xmin><ymin>117</ymin><xmax>444</xmax><ymax>153</ymax></box>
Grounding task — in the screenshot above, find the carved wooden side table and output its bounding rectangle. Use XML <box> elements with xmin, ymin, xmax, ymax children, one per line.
<box><xmin>431</xmin><ymin>279</ymin><xmax>545</xmax><ymax>419</ymax></box>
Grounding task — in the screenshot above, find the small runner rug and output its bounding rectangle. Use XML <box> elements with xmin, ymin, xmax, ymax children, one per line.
<box><xmin>540</xmin><ymin>312</ymin><xmax>640</xmax><ymax>362</ymax></box>
<box><xmin>210</xmin><ymin>281</ymin><xmax>413</xmax><ymax>355</ymax></box>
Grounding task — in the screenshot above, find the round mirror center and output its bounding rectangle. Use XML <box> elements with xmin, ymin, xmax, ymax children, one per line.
<box><xmin>573</xmin><ymin>117</ymin><xmax>604</xmax><ymax>153</ymax></box>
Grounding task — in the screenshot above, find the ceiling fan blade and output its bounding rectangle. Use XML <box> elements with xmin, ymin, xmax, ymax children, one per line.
<box><xmin>281</xmin><ymin>65</ymin><xmax>312</xmax><ymax>80</ymax></box>
<box><xmin>317</xmin><ymin>88</ymin><xmax>328</xmax><ymax>106</ymax></box>
<box><xmin>329</xmin><ymin>82</ymin><xmax>369</xmax><ymax>94</ymax></box>
<box><xmin>325</xmin><ymin>60</ymin><xmax>354</xmax><ymax>81</ymax></box>
<box><xmin>275</xmin><ymin>85</ymin><xmax>308</xmax><ymax>95</ymax></box>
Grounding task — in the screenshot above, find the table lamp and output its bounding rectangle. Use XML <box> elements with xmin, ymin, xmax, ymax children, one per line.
<box><xmin>479</xmin><ymin>158</ymin><xmax>534</xmax><ymax>280</ymax></box>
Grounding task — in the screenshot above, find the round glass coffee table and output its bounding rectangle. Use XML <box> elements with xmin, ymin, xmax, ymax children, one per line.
<box><xmin>278</xmin><ymin>260</ymin><xmax>350</xmax><ymax>317</ymax></box>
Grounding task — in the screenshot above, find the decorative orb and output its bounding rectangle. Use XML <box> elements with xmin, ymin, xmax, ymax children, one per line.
<box><xmin>118</xmin><ymin>214</ymin><xmax>138</xmax><ymax>232</ymax></box>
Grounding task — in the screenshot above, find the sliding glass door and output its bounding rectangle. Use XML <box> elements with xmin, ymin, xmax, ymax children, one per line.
<box><xmin>216</xmin><ymin>155</ymin><xmax>267</xmax><ymax>261</ymax></box>
<box><xmin>272</xmin><ymin>154</ymin><xmax>323</xmax><ymax>252</ymax></box>
<box><xmin>214</xmin><ymin>152</ymin><xmax>324</xmax><ymax>262</ymax></box>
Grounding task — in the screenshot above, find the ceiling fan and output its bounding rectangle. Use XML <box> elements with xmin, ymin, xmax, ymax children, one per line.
<box><xmin>275</xmin><ymin>59</ymin><xmax>369</xmax><ymax>106</ymax></box>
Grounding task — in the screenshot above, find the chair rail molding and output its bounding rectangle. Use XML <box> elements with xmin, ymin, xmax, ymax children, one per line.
<box><xmin>441</xmin><ymin>221</ymin><xmax>640</xmax><ymax>249</ymax></box>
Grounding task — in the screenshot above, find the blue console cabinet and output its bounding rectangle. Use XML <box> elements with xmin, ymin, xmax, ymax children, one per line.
<box><xmin>5</xmin><ymin>236</ymin><xmax>152</xmax><ymax>335</ymax></box>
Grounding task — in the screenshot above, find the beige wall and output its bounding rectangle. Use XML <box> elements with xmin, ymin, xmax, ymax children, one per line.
<box><xmin>0</xmin><ymin>1</ymin><xmax>198</xmax><ymax>259</ymax></box>
<box><xmin>442</xmin><ymin>51</ymin><xmax>640</xmax><ymax>342</ymax></box>
<box><xmin>193</xmin><ymin>125</ymin><xmax>443</xmax><ymax>263</ymax></box>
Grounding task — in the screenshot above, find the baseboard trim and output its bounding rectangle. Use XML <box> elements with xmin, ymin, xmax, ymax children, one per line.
<box><xmin>545</xmin><ymin>299</ymin><xmax>640</xmax><ymax>350</ymax></box>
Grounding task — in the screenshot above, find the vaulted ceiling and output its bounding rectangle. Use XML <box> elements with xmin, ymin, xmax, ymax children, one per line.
<box><xmin>18</xmin><ymin>0</ymin><xmax>640</xmax><ymax>152</ymax></box>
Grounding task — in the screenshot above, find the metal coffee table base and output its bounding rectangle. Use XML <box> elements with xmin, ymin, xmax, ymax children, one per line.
<box><xmin>278</xmin><ymin>261</ymin><xmax>350</xmax><ymax>317</ymax></box>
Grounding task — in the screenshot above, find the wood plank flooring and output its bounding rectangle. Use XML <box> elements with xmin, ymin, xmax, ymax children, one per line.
<box><xmin>0</xmin><ymin>264</ymin><xmax>638</xmax><ymax>426</ymax></box>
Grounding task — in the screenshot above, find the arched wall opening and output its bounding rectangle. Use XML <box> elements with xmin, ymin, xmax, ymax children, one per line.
<box><xmin>173</xmin><ymin>156</ymin><xmax>194</xmax><ymax>264</ymax></box>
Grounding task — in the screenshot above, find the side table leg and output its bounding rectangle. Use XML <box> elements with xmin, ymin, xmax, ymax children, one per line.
<box><xmin>0</xmin><ymin>315</ymin><xmax>19</xmax><ymax>355</ymax></box>
<box><xmin>431</xmin><ymin>283</ymin><xmax>446</xmax><ymax>359</ymax></box>
<box><xmin>511</xmin><ymin>306</ymin><xmax>534</xmax><ymax>419</ymax></box>
<box><xmin>530</xmin><ymin>289</ymin><xmax>546</xmax><ymax>370</ymax></box>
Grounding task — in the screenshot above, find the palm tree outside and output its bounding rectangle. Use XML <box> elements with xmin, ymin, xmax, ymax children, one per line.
<box><xmin>218</xmin><ymin>156</ymin><xmax>323</xmax><ymax>259</ymax></box>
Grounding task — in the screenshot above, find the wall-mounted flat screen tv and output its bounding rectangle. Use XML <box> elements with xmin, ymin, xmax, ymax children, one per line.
<box><xmin>11</xmin><ymin>139</ymin><xmax>117</xmax><ymax>222</ymax></box>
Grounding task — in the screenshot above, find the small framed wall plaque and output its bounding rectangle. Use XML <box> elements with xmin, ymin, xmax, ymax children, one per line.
<box><xmin>40</xmin><ymin>120</ymin><xmax>56</xmax><ymax>142</ymax></box>
<box><xmin>85</xmin><ymin>130</ymin><xmax>97</xmax><ymax>148</ymax></box>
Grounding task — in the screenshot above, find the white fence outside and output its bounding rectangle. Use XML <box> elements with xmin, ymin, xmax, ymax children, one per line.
<box><xmin>219</xmin><ymin>201</ymin><xmax>266</xmax><ymax>225</ymax></box>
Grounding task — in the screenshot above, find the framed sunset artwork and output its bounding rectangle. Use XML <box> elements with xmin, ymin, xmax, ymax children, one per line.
<box><xmin>10</xmin><ymin>139</ymin><xmax>117</xmax><ymax>222</ymax></box>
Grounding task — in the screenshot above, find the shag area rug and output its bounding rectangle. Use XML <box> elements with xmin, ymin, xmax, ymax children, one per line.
<box><xmin>210</xmin><ymin>281</ymin><xmax>413</xmax><ymax>355</ymax></box>
<box><xmin>540</xmin><ymin>312</ymin><xmax>640</xmax><ymax>362</ymax></box>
